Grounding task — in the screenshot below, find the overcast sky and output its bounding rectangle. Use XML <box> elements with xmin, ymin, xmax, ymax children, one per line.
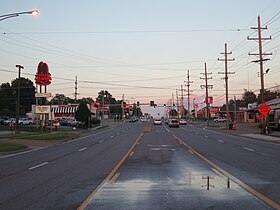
<box><xmin>1</xmin><ymin>0</ymin><xmax>279</xmax><ymax>108</ymax></box>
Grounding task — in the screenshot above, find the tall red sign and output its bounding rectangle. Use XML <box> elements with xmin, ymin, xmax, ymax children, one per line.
<box><xmin>35</xmin><ymin>61</ymin><xmax>52</xmax><ymax>86</ymax></box>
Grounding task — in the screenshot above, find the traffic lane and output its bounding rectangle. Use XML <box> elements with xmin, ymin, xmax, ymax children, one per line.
<box><xmin>85</xmin><ymin>124</ymin><xmax>272</xmax><ymax>210</ymax></box>
<box><xmin>187</xmin><ymin>123</ymin><xmax>280</xmax><ymax>157</ymax></box>
<box><xmin>170</xmin><ymin>124</ymin><xmax>280</xmax><ymax>205</ymax></box>
<box><xmin>0</xmin><ymin>123</ymin><xmax>140</xmax><ymax>178</ymax></box>
<box><xmin>0</xmin><ymin>123</ymin><xmax>144</xmax><ymax>210</ymax></box>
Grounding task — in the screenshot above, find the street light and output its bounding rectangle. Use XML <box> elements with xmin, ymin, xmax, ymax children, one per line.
<box><xmin>0</xmin><ymin>10</ymin><xmax>39</xmax><ymax>21</ymax></box>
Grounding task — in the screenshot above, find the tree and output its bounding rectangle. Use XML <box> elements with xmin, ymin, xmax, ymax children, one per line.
<box><xmin>0</xmin><ymin>78</ymin><xmax>35</xmax><ymax>116</ymax></box>
<box><xmin>75</xmin><ymin>100</ymin><xmax>91</xmax><ymax>128</ymax></box>
<box><xmin>96</xmin><ymin>90</ymin><xmax>116</xmax><ymax>105</ymax></box>
<box><xmin>50</xmin><ymin>94</ymin><xmax>74</xmax><ymax>105</ymax></box>
<box><xmin>242</xmin><ymin>90</ymin><xmax>257</xmax><ymax>105</ymax></box>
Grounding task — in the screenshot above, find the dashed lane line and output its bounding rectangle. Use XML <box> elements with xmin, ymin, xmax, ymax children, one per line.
<box><xmin>28</xmin><ymin>162</ymin><xmax>49</xmax><ymax>170</ymax></box>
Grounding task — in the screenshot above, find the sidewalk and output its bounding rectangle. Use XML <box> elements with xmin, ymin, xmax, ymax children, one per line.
<box><xmin>205</xmin><ymin>122</ymin><xmax>280</xmax><ymax>144</ymax></box>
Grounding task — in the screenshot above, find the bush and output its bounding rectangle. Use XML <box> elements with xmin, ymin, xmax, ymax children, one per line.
<box><xmin>91</xmin><ymin>118</ymin><xmax>101</xmax><ymax>125</ymax></box>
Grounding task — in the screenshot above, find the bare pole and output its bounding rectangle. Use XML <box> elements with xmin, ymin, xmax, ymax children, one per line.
<box><xmin>74</xmin><ymin>76</ymin><xmax>78</xmax><ymax>104</ymax></box>
<box><xmin>122</xmin><ymin>94</ymin><xmax>125</xmax><ymax>122</ymax></box>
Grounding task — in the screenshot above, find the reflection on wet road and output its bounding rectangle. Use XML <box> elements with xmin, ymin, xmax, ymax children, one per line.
<box><xmin>85</xmin><ymin>124</ymin><xmax>272</xmax><ymax>210</ymax></box>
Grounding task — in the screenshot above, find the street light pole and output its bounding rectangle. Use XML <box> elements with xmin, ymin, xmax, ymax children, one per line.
<box><xmin>0</xmin><ymin>10</ymin><xmax>38</xmax><ymax>21</ymax></box>
<box><xmin>15</xmin><ymin>65</ymin><xmax>24</xmax><ymax>134</ymax></box>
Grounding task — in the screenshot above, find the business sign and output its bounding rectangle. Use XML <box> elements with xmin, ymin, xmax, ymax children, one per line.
<box><xmin>35</xmin><ymin>61</ymin><xmax>52</xmax><ymax>86</ymax></box>
<box><xmin>35</xmin><ymin>105</ymin><xmax>50</xmax><ymax>114</ymax></box>
<box><xmin>35</xmin><ymin>92</ymin><xmax>51</xmax><ymax>98</ymax></box>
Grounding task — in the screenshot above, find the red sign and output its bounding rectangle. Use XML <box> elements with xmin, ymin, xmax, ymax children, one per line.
<box><xmin>35</xmin><ymin>61</ymin><xmax>52</xmax><ymax>86</ymax></box>
<box><xmin>258</xmin><ymin>114</ymin><xmax>264</xmax><ymax>120</ymax></box>
<box><xmin>257</xmin><ymin>103</ymin><xmax>271</xmax><ymax>117</ymax></box>
<box><xmin>207</xmin><ymin>96</ymin><xmax>213</xmax><ymax>104</ymax></box>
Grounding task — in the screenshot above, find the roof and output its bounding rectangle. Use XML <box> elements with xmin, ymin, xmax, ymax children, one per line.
<box><xmin>51</xmin><ymin>106</ymin><xmax>78</xmax><ymax>114</ymax></box>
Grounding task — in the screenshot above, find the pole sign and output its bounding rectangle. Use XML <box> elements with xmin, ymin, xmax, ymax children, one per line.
<box><xmin>35</xmin><ymin>105</ymin><xmax>50</xmax><ymax>114</ymax></box>
<box><xmin>257</xmin><ymin>103</ymin><xmax>271</xmax><ymax>117</ymax></box>
<box><xmin>35</xmin><ymin>61</ymin><xmax>52</xmax><ymax>86</ymax></box>
<box><xmin>35</xmin><ymin>92</ymin><xmax>51</xmax><ymax>98</ymax></box>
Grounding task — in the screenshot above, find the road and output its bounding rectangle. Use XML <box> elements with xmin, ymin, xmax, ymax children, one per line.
<box><xmin>0</xmin><ymin>121</ymin><xmax>279</xmax><ymax>209</ymax></box>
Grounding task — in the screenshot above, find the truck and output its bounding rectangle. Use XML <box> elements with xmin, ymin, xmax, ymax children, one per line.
<box><xmin>268</xmin><ymin>109</ymin><xmax>280</xmax><ymax>130</ymax></box>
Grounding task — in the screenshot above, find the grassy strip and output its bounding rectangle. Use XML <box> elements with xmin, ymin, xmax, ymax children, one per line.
<box><xmin>0</xmin><ymin>142</ymin><xmax>27</xmax><ymax>152</ymax></box>
<box><xmin>0</xmin><ymin>131</ymin><xmax>79</xmax><ymax>141</ymax></box>
<box><xmin>16</xmin><ymin>132</ymin><xmax>79</xmax><ymax>140</ymax></box>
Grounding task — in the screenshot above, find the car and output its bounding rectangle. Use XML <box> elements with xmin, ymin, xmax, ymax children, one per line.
<box><xmin>214</xmin><ymin>118</ymin><xmax>227</xmax><ymax>123</ymax></box>
<box><xmin>59</xmin><ymin>119</ymin><xmax>70</xmax><ymax>126</ymax></box>
<box><xmin>165</xmin><ymin>118</ymin><xmax>170</xmax><ymax>124</ymax></box>
<box><xmin>179</xmin><ymin>118</ymin><xmax>187</xmax><ymax>125</ymax></box>
<box><xmin>3</xmin><ymin>118</ymin><xmax>16</xmax><ymax>125</ymax></box>
<box><xmin>19</xmin><ymin>118</ymin><xmax>33</xmax><ymax>125</ymax></box>
<box><xmin>129</xmin><ymin>116</ymin><xmax>138</xmax><ymax>123</ymax></box>
<box><xmin>68</xmin><ymin>119</ymin><xmax>83</xmax><ymax>127</ymax></box>
<box><xmin>169</xmin><ymin>119</ymin><xmax>179</xmax><ymax>128</ymax></box>
<box><xmin>154</xmin><ymin>119</ymin><xmax>162</xmax><ymax>125</ymax></box>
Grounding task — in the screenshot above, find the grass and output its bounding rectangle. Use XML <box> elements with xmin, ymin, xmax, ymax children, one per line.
<box><xmin>16</xmin><ymin>132</ymin><xmax>79</xmax><ymax>141</ymax></box>
<box><xmin>0</xmin><ymin>142</ymin><xmax>27</xmax><ymax>152</ymax></box>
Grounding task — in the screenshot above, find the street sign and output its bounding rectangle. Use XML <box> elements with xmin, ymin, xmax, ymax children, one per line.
<box><xmin>35</xmin><ymin>105</ymin><xmax>50</xmax><ymax>114</ymax></box>
<box><xmin>35</xmin><ymin>92</ymin><xmax>51</xmax><ymax>98</ymax></box>
<box><xmin>257</xmin><ymin>103</ymin><xmax>271</xmax><ymax>117</ymax></box>
<box><xmin>258</xmin><ymin>114</ymin><xmax>264</xmax><ymax>120</ymax></box>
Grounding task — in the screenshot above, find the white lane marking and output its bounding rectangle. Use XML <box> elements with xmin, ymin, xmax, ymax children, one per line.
<box><xmin>204</xmin><ymin>135</ymin><xmax>209</xmax><ymax>138</ymax></box>
<box><xmin>29</xmin><ymin>162</ymin><xmax>49</xmax><ymax>170</ymax></box>
<box><xmin>243</xmin><ymin>147</ymin><xmax>255</xmax><ymax>152</ymax></box>
<box><xmin>0</xmin><ymin>147</ymin><xmax>47</xmax><ymax>159</ymax></box>
<box><xmin>260</xmin><ymin>152</ymin><xmax>273</xmax><ymax>157</ymax></box>
<box><xmin>217</xmin><ymin>140</ymin><xmax>224</xmax><ymax>143</ymax></box>
<box><xmin>117</xmin><ymin>132</ymin><xmax>120</xmax><ymax>135</ymax></box>
<box><xmin>78</xmin><ymin>147</ymin><xmax>87</xmax><ymax>152</ymax></box>
<box><xmin>98</xmin><ymin>140</ymin><xmax>104</xmax><ymax>143</ymax></box>
<box><xmin>195</xmin><ymin>132</ymin><xmax>199</xmax><ymax>135</ymax></box>
<box><xmin>110</xmin><ymin>136</ymin><xmax>114</xmax><ymax>138</ymax></box>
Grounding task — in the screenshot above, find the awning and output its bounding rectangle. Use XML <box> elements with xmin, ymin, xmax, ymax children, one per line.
<box><xmin>51</xmin><ymin>106</ymin><xmax>78</xmax><ymax>114</ymax></box>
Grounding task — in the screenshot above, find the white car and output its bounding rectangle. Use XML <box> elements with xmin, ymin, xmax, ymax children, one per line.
<box><xmin>154</xmin><ymin>119</ymin><xmax>162</xmax><ymax>125</ymax></box>
<box><xmin>3</xmin><ymin>118</ymin><xmax>16</xmax><ymax>125</ymax></box>
<box><xmin>19</xmin><ymin>118</ymin><xmax>33</xmax><ymax>125</ymax></box>
<box><xmin>214</xmin><ymin>118</ymin><xmax>227</xmax><ymax>123</ymax></box>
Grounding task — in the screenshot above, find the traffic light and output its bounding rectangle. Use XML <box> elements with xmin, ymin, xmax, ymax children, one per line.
<box><xmin>150</xmin><ymin>101</ymin><xmax>154</xmax><ymax>106</ymax></box>
<box><xmin>137</xmin><ymin>101</ymin><xmax>140</xmax><ymax>106</ymax></box>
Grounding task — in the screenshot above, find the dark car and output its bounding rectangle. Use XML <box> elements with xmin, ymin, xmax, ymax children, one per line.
<box><xmin>129</xmin><ymin>116</ymin><xmax>138</xmax><ymax>123</ymax></box>
<box><xmin>169</xmin><ymin>119</ymin><xmax>179</xmax><ymax>128</ymax></box>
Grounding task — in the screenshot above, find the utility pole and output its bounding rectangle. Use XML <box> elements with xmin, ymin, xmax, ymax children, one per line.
<box><xmin>218</xmin><ymin>43</ymin><xmax>235</xmax><ymax>129</ymax></box>
<box><xmin>248</xmin><ymin>15</ymin><xmax>272</xmax><ymax>133</ymax></box>
<box><xmin>185</xmin><ymin>70</ymin><xmax>193</xmax><ymax>117</ymax></box>
<box><xmin>181</xmin><ymin>84</ymin><xmax>184</xmax><ymax>117</ymax></box>
<box><xmin>122</xmin><ymin>94</ymin><xmax>125</xmax><ymax>122</ymax></box>
<box><xmin>15</xmin><ymin>64</ymin><xmax>24</xmax><ymax>134</ymax></box>
<box><xmin>200</xmin><ymin>63</ymin><xmax>213</xmax><ymax>126</ymax></box>
<box><xmin>176</xmin><ymin>89</ymin><xmax>179</xmax><ymax>114</ymax></box>
<box><xmin>74</xmin><ymin>76</ymin><xmax>78</xmax><ymax>104</ymax></box>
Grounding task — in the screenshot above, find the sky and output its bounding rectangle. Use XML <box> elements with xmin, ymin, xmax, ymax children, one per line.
<box><xmin>0</xmin><ymin>0</ymin><xmax>280</xmax><ymax>109</ymax></box>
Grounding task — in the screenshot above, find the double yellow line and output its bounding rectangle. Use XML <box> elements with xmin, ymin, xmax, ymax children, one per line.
<box><xmin>76</xmin><ymin>128</ymin><xmax>145</xmax><ymax>210</ymax></box>
<box><xmin>172</xmin><ymin>133</ymin><xmax>280</xmax><ymax>210</ymax></box>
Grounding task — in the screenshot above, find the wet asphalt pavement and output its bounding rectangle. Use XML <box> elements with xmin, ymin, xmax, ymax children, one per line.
<box><xmin>85</xmin><ymin>123</ymin><xmax>274</xmax><ymax>210</ymax></box>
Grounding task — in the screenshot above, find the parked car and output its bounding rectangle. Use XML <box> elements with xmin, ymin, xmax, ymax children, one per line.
<box><xmin>169</xmin><ymin>119</ymin><xmax>179</xmax><ymax>128</ymax></box>
<box><xmin>214</xmin><ymin>118</ymin><xmax>227</xmax><ymax>123</ymax></box>
<box><xmin>129</xmin><ymin>116</ymin><xmax>138</xmax><ymax>123</ymax></box>
<box><xmin>59</xmin><ymin>119</ymin><xmax>70</xmax><ymax>126</ymax></box>
<box><xmin>179</xmin><ymin>118</ymin><xmax>187</xmax><ymax>125</ymax></box>
<box><xmin>3</xmin><ymin>118</ymin><xmax>16</xmax><ymax>125</ymax></box>
<box><xmin>68</xmin><ymin>119</ymin><xmax>82</xmax><ymax>127</ymax></box>
<box><xmin>154</xmin><ymin>119</ymin><xmax>162</xmax><ymax>125</ymax></box>
<box><xmin>19</xmin><ymin>118</ymin><xmax>33</xmax><ymax>125</ymax></box>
